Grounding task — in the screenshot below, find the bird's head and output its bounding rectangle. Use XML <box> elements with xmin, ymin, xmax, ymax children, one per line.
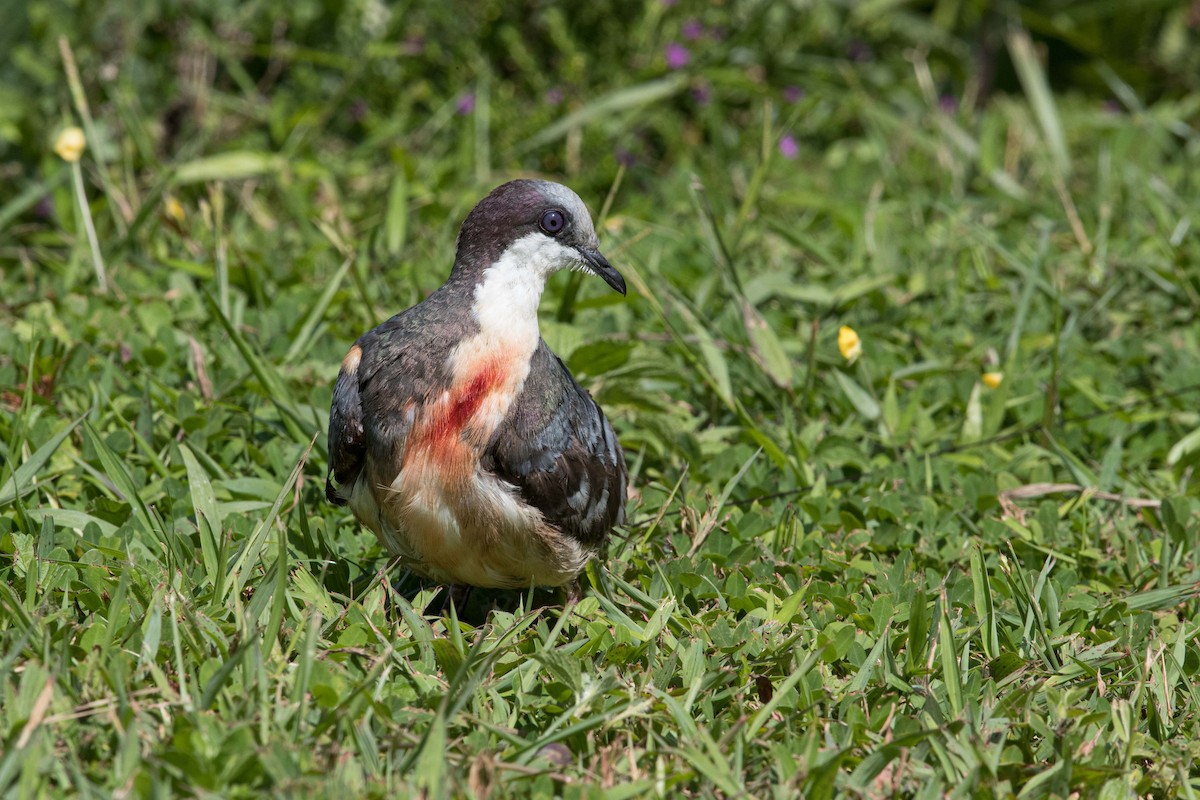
<box><xmin>452</xmin><ymin>180</ymin><xmax>626</xmax><ymax>295</ymax></box>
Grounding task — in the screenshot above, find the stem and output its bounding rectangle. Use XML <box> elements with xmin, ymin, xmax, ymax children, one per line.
<box><xmin>59</xmin><ymin>36</ymin><xmax>128</xmax><ymax>235</ymax></box>
<box><xmin>800</xmin><ymin>318</ymin><xmax>819</xmax><ymax>421</ymax></box>
<box><xmin>72</xmin><ymin>162</ymin><xmax>107</xmax><ymax>293</ymax></box>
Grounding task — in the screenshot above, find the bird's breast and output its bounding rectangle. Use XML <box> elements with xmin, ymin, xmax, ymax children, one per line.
<box><xmin>404</xmin><ymin>334</ymin><xmax>534</xmax><ymax>480</ymax></box>
<box><xmin>409</xmin><ymin>360</ymin><xmax>504</xmax><ymax>458</ymax></box>
<box><xmin>365</xmin><ymin>336</ymin><xmax>586</xmax><ymax>587</ymax></box>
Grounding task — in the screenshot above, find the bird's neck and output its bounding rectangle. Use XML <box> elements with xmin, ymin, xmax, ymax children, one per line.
<box><xmin>466</xmin><ymin>234</ymin><xmax>555</xmax><ymax>358</ymax></box>
<box><xmin>431</xmin><ymin>247</ymin><xmax>548</xmax><ymax>455</ymax></box>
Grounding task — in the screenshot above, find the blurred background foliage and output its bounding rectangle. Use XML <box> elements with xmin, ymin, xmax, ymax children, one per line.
<box><xmin>4</xmin><ymin>0</ymin><xmax>1199</xmax><ymax>371</ymax></box>
<box><xmin>3</xmin><ymin>0</ymin><xmax>1199</xmax><ymax>176</ymax></box>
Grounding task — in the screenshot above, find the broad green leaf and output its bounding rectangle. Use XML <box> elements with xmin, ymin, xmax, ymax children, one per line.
<box><xmin>1166</xmin><ymin>425</ymin><xmax>1200</xmax><ymax>466</ymax></box>
<box><xmin>173</xmin><ymin>151</ymin><xmax>285</xmax><ymax>184</ymax></box>
<box><xmin>24</xmin><ymin>507</ymin><xmax>117</xmax><ymax>537</ymax></box>
<box><xmin>833</xmin><ymin>370</ymin><xmax>880</xmax><ymax>420</ymax></box>
<box><xmin>741</xmin><ymin>299</ymin><xmax>793</xmax><ymax>388</ymax></box>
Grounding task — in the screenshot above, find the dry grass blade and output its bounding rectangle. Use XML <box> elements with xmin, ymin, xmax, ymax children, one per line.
<box><xmin>999</xmin><ymin>483</ymin><xmax>1162</xmax><ymax>509</ymax></box>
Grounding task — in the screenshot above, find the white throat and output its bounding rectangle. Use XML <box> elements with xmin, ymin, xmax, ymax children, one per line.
<box><xmin>470</xmin><ymin>232</ymin><xmax>578</xmax><ymax>347</ymax></box>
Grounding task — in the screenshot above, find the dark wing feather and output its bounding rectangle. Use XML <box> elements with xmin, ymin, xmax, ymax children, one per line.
<box><xmin>484</xmin><ymin>341</ymin><xmax>627</xmax><ymax>546</ymax></box>
<box><xmin>326</xmin><ymin>294</ymin><xmax>473</xmax><ymax>506</ymax></box>
<box><xmin>326</xmin><ymin>353</ymin><xmax>366</xmax><ymax>506</ymax></box>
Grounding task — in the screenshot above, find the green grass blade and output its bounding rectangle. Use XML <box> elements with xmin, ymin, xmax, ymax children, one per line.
<box><xmin>179</xmin><ymin>444</ymin><xmax>223</xmax><ymax>591</ymax></box>
<box><xmin>282</xmin><ymin>255</ymin><xmax>354</xmax><ymax>364</ymax></box>
<box><xmin>938</xmin><ymin>590</ymin><xmax>964</xmax><ymax>717</ymax></box>
<box><xmin>1007</xmin><ymin>28</ymin><xmax>1070</xmax><ymax>173</ymax></box>
<box><xmin>0</xmin><ymin>413</ymin><xmax>88</xmax><ymax>508</ymax></box>
<box><xmin>517</xmin><ymin>75</ymin><xmax>686</xmax><ymax>152</ymax></box>
<box><xmin>226</xmin><ymin>435</ymin><xmax>315</xmax><ymax>603</ymax></box>
<box><xmin>80</xmin><ymin>422</ymin><xmax>157</xmax><ymax>537</ymax></box>
<box><xmin>970</xmin><ymin>547</ymin><xmax>999</xmax><ymax>660</ymax></box>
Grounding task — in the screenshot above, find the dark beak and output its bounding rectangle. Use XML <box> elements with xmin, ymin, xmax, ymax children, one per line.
<box><xmin>578</xmin><ymin>248</ymin><xmax>626</xmax><ymax>295</ymax></box>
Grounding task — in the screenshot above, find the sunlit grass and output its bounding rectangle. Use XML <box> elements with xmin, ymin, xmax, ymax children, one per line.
<box><xmin>2</xmin><ymin>2</ymin><xmax>1200</xmax><ymax>796</ymax></box>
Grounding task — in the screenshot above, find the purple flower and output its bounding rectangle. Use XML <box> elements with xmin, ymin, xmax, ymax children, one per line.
<box><xmin>349</xmin><ymin>99</ymin><xmax>369</xmax><ymax>123</ymax></box>
<box><xmin>615</xmin><ymin>147</ymin><xmax>636</xmax><ymax>167</ymax></box>
<box><xmin>456</xmin><ymin>93</ymin><xmax>475</xmax><ymax>115</ymax></box>
<box><xmin>938</xmin><ymin>94</ymin><xmax>956</xmax><ymax>113</ymax></box>
<box><xmin>682</xmin><ymin>19</ymin><xmax>704</xmax><ymax>40</ymax></box>
<box><xmin>665</xmin><ymin>42</ymin><xmax>690</xmax><ymax>70</ymax></box>
<box><xmin>847</xmin><ymin>40</ymin><xmax>873</xmax><ymax>63</ymax></box>
<box><xmin>402</xmin><ymin>35</ymin><xmax>425</xmax><ymax>56</ymax></box>
<box><xmin>783</xmin><ymin>85</ymin><xmax>805</xmax><ymax>104</ymax></box>
<box><xmin>778</xmin><ymin>134</ymin><xmax>798</xmax><ymax>160</ymax></box>
<box><xmin>1103</xmin><ymin>99</ymin><xmax>1121</xmax><ymax>114</ymax></box>
<box><xmin>691</xmin><ymin>83</ymin><xmax>711</xmax><ymax>105</ymax></box>
<box><xmin>34</xmin><ymin>195</ymin><xmax>54</xmax><ymax>221</ymax></box>
<box><xmin>544</xmin><ymin>87</ymin><xmax>564</xmax><ymax>106</ymax></box>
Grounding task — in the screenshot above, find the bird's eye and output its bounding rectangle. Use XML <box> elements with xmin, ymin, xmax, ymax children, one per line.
<box><xmin>539</xmin><ymin>209</ymin><xmax>565</xmax><ymax>235</ymax></box>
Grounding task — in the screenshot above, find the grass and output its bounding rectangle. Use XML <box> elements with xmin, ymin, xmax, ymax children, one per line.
<box><xmin>3</xmin><ymin>2</ymin><xmax>1200</xmax><ymax>797</ymax></box>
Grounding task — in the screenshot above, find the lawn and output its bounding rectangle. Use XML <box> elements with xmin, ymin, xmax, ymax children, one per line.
<box><xmin>2</xmin><ymin>2</ymin><xmax>1199</xmax><ymax>797</ymax></box>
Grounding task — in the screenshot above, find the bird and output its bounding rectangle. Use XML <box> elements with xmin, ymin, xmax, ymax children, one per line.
<box><xmin>325</xmin><ymin>179</ymin><xmax>628</xmax><ymax>605</ymax></box>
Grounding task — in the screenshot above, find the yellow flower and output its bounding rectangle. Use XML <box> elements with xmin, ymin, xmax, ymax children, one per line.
<box><xmin>164</xmin><ymin>195</ymin><xmax>186</xmax><ymax>225</ymax></box>
<box><xmin>53</xmin><ymin>127</ymin><xmax>86</xmax><ymax>163</ymax></box>
<box><xmin>982</xmin><ymin>372</ymin><xmax>1004</xmax><ymax>389</ymax></box>
<box><xmin>838</xmin><ymin>325</ymin><xmax>862</xmax><ymax>364</ymax></box>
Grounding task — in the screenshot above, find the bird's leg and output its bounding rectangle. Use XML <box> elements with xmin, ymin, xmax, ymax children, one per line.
<box><xmin>564</xmin><ymin>580</ymin><xmax>582</xmax><ymax>606</ymax></box>
<box><xmin>437</xmin><ymin>583</ymin><xmax>473</xmax><ymax>616</ymax></box>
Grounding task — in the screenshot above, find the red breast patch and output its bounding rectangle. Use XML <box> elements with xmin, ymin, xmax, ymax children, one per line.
<box><xmin>407</xmin><ymin>358</ymin><xmax>506</xmax><ymax>474</ymax></box>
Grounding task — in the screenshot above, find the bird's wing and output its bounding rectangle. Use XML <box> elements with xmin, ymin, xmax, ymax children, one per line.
<box><xmin>326</xmin><ymin>342</ymin><xmax>368</xmax><ymax>506</ymax></box>
<box><xmin>326</xmin><ymin>301</ymin><xmax>468</xmax><ymax>505</ymax></box>
<box><xmin>483</xmin><ymin>341</ymin><xmax>627</xmax><ymax>546</ymax></box>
